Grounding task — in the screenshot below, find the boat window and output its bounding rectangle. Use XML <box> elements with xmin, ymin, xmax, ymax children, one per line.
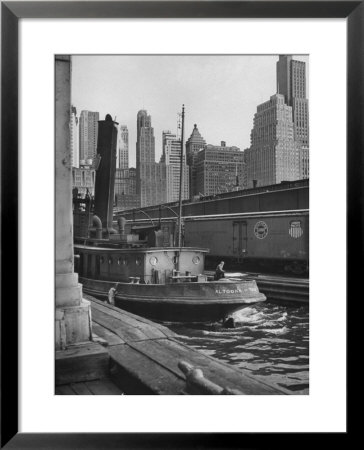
<box><xmin>192</xmin><ymin>256</ymin><xmax>200</xmax><ymax>265</ymax></box>
<box><xmin>108</xmin><ymin>257</ymin><xmax>113</xmax><ymax>265</ymax></box>
<box><xmin>136</xmin><ymin>257</ymin><xmax>142</xmax><ymax>266</ymax></box>
<box><xmin>149</xmin><ymin>256</ymin><xmax>158</xmax><ymax>266</ymax></box>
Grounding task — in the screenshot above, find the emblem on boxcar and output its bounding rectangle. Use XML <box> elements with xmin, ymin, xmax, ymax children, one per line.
<box><xmin>289</xmin><ymin>221</ymin><xmax>303</xmax><ymax>238</ymax></box>
<box><xmin>254</xmin><ymin>221</ymin><xmax>268</xmax><ymax>239</ymax></box>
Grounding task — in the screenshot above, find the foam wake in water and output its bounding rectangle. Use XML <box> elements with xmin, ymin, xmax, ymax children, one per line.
<box><xmin>258</xmin><ymin>326</ymin><xmax>289</xmax><ymax>335</ymax></box>
<box><xmin>167</xmin><ymin>302</ymin><xmax>309</xmax><ymax>394</ymax></box>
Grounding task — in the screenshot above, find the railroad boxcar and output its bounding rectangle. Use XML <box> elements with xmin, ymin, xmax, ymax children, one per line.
<box><xmin>116</xmin><ymin>179</ymin><xmax>309</xmax><ymax>222</ymax></box>
<box><xmin>183</xmin><ymin>210</ymin><xmax>309</xmax><ymax>275</ymax></box>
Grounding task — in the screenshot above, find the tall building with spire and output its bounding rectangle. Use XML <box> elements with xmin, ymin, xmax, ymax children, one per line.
<box><xmin>277</xmin><ymin>55</ymin><xmax>309</xmax><ymax>178</ymax></box>
<box><xmin>79</xmin><ymin>110</ymin><xmax>99</xmax><ymax>164</ymax></box>
<box><xmin>186</xmin><ymin>124</ymin><xmax>206</xmax><ymax>197</ymax></box>
<box><xmin>136</xmin><ymin>109</ymin><xmax>155</xmax><ymax>164</ymax></box>
<box><xmin>136</xmin><ymin>109</ymin><xmax>166</xmax><ymax>206</ymax></box>
<box><xmin>117</xmin><ymin>125</ymin><xmax>129</xmax><ymax>169</ymax></box>
<box><xmin>245</xmin><ymin>94</ymin><xmax>301</xmax><ymax>187</ymax></box>
<box><xmin>160</xmin><ymin>131</ymin><xmax>189</xmax><ymax>203</ymax></box>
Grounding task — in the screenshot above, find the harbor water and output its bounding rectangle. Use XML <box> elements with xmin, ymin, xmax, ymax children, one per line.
<box><xmin>166</xmin><ymin>303</ymin><xmax>309</xmax><ymax>394</ymax></box>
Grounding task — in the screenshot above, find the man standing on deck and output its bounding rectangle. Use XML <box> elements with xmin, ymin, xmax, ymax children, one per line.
<box><xmin>108</xmin><ymin>283</ymin><xmax>118</xmax><ymax>305</ymax></box>
<box><xmin>214</xmin><ymin>261</ymin><xmax>225</xmax><ymax>280</ymax></box>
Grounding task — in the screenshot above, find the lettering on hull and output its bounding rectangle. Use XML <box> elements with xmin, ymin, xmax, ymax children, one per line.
<box><xmin>215</xmin><ymin>287</ymin><xmax>258</xmax><ymax>295</ymax></box>
<box><xmin>215</xmin><ymin>289</ymin><xmax>242</xmax><ymax>294</ymax></box>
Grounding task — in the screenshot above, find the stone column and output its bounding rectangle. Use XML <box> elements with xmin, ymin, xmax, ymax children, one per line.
<box><xmin>55</xmin><ymin>55</ymin><xmax>92</xmax><ymax>350</ymax></box>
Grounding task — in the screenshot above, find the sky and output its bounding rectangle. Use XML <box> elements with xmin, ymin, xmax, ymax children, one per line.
<box><xmin>71</xmin><ymin>55</ymin><xmax>309</xmax><ymax>167</ymax></box>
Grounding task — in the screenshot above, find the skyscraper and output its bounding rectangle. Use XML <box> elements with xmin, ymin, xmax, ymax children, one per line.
<box><xmin>186</xmin><ymin>124</ymin><xmax>206</xmax><ymax>197</ymax></box>
<box><xmin>136</xmin><ymin>110</ymin><xmax>166</xmax><ymax>206</ymax></box>
<box><xmin>72</xmin><ymin>166</ymin><xmax>96</xmax><ymax>196</ymax></box>
<box><xmin>79</xmin><ymin>110</ymin><xmax>99</xmax><ymax>164</ymax></box>
<box><xmin>245</xmin><ymin>94</ymin><xmax>301</xmax><ymax>187</ymax></box>
<box><xmin>136</xmin><ymin>109</ymin><xmax>155</xmax><ymax>165</ymax></box>
<box><xmin>277</xmin><ymin>55</ymin><xmax>309</xmax><ymax>178</ymax></box>
<box><xmin>70</xmin><ymin>106</ymin><xmax>79</xmax><ymax>168</ymax></box>
<box><xmin>114</xmin><ymin>167</ymin><xmax>140</xmax><ymax>210</ymax></box>
<box><xmin>161</xmin><ymin>131</ymin><xmax>189</xmax><ymax>203</ymax></box>
<box><xmin>195</xmin><ymin>142</ymin><xmax>246</xmax><ymax>196</ymax></box>
<box><xmin>117</xmin><ymin>125</ymin><xmax>129</xmax><ymax>169</ymax></box>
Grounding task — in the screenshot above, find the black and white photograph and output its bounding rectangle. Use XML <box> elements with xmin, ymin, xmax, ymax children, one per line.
<box><xmin>55</xmin><ymin>54</ymin><xmax>309</xmax><ymax>396</ymax></box>
<box><xmin>1</xmin><ymin>0</ymin><xmax>354</xmax><ymax>443</ymax></box>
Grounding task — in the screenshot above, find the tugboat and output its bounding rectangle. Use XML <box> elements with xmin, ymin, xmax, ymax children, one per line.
<box><xmin>73</xmin><ymin>110</ymin><xmax>266</xmax><ymax>323</ymax></box>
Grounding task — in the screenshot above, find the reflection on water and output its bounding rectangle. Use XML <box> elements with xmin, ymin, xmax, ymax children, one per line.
<box><xmin>166</xmin><ymin>303</ymin><xmax>309</xmax><ymax>394</ymax></box>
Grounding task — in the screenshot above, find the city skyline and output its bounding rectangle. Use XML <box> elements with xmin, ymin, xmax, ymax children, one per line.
<box><xmin>71</xmin><ymin>54</ymin><xmax>309</xmax><ymax>167</ymax></box>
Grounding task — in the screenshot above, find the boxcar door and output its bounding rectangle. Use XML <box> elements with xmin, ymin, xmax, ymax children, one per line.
<box><xmin>233</xmin><ymin>221</ymin><xmax>247</xmax><ymax>261</ymax></box>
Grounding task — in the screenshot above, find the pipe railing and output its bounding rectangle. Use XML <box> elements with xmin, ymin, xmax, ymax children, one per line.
<box><xmin>132</xmin><ymin>209</ymin><xmax>156</xmax><ymax>226</ymax></box>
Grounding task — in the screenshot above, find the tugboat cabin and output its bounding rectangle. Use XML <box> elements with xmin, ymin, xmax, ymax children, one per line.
<box><xmin>75</xmin><ymin>245</ymin><xmax>208</xmax><ymax>285</ymax></box>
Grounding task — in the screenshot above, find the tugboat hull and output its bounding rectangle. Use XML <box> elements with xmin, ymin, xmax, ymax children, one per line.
<box><xmin>80</xmin><ymin>276</ymin><xmax>266</xmax><ymax>322</ymax></box>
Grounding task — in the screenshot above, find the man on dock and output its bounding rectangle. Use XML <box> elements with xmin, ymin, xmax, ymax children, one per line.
<box><xmin>108</xmin><ymin>283</ymin><xmax>119</xmax><ymax>305</ymax></box>
<box><xmin>214</xmin><ymin>261</ymin><xmax>225</xmax><ymax>280</ymax></box>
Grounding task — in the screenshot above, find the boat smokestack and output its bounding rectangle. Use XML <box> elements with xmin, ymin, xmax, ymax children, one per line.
<box><xmin>118</xmin><ymin>216</ymin><xmax>127</xmax><ymax>241</ymax></box>
<box><xmin>93</xmin><ymin>114</ymin><xmax>119</xmax><ymax>235</ymax></box>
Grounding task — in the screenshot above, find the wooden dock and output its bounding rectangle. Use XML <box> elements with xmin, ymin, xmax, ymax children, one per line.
<box><xmin>55</xmin><ymin>295</ymin><xmax>289</xmax><ymax>395</ymax></box>
<box><xmin>55</xmin><ymin>378</ymin><xmax>123</xmax><ymax>395</ymax></box>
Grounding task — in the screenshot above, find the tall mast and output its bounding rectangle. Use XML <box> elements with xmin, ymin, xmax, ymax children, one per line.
<box><xmin>177</xmin><ymin>104</ymin><xmax>185</xmax><ymax>249</ymax></box>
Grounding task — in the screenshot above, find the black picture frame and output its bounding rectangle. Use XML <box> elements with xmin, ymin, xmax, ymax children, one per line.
<box><xmin>1</xmin><ymin>1</ymin><xmax>357</xmax><ymax>448</ymax></box>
